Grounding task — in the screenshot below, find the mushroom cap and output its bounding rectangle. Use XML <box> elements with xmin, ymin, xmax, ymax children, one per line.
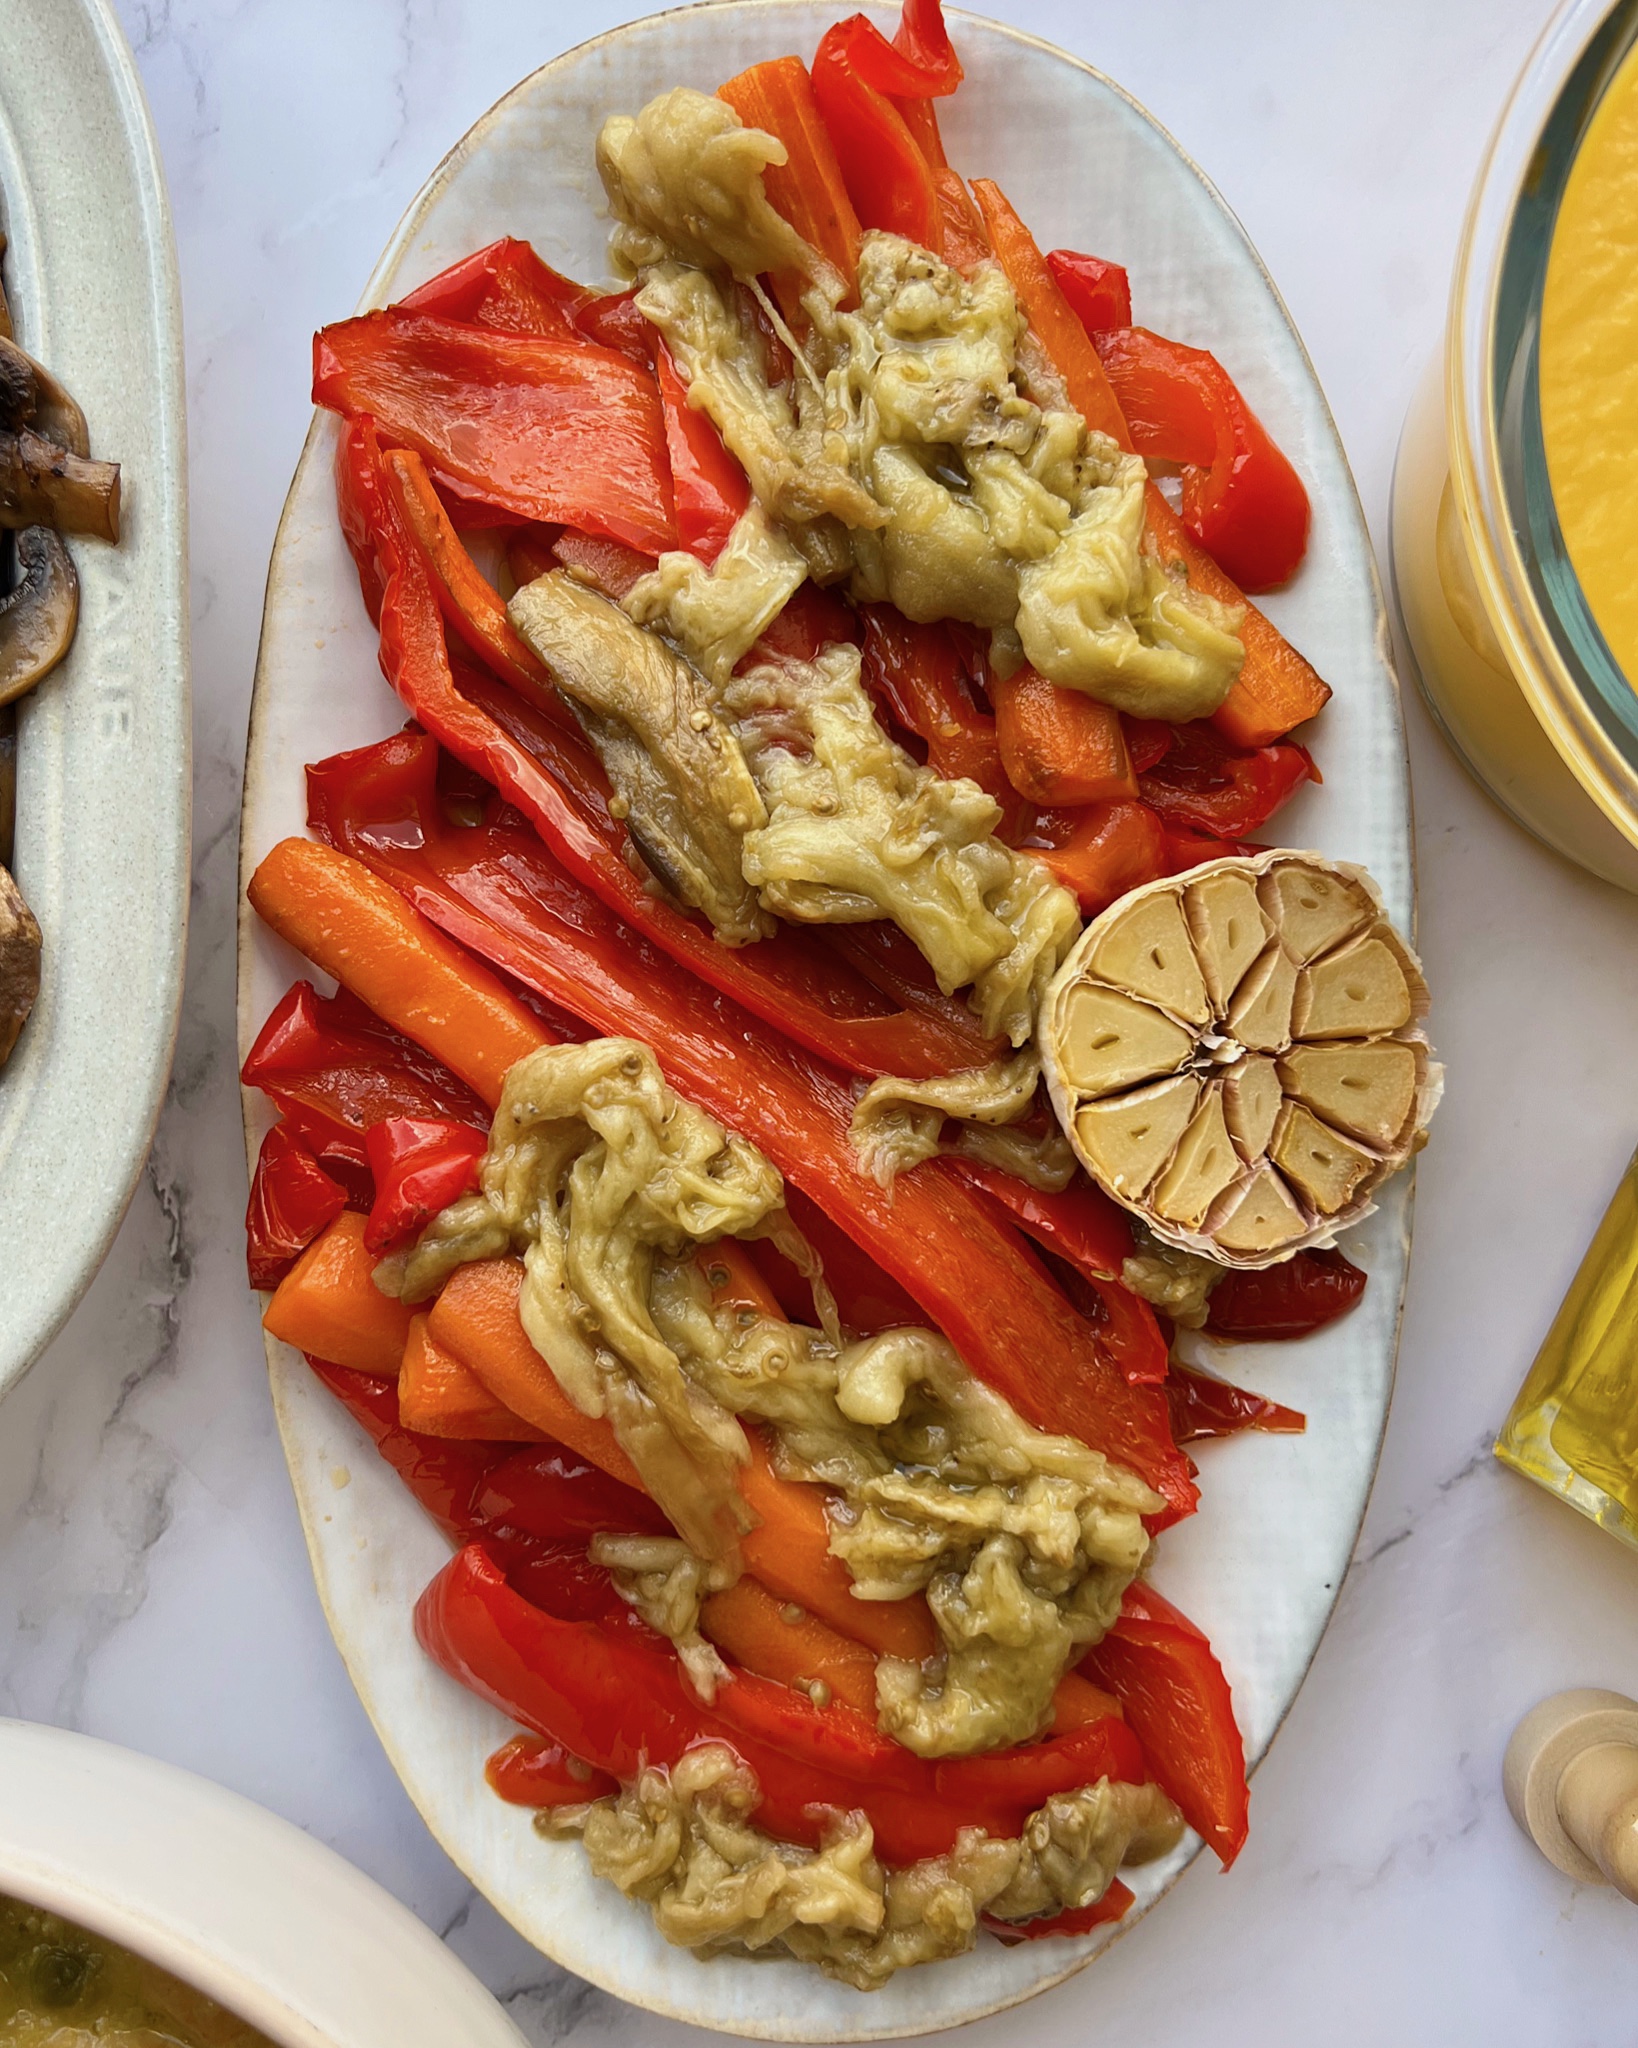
<box><xmin>0</xmin><ymin>860</ymin><xmax>41</xmax><ymax>1068</ymax></box>
<box><xmin>1039</xmin><ymin>850</ymin><xmax>1442</xmax><ymax>1267</ymax></box>
<box><xmin>0</xmin><ymin>527</ymin><xmax>78</xmax><ymax>707</ymax></box>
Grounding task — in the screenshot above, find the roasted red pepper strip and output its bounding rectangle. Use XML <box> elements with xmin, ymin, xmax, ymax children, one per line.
<box><xmin>1081</xmin><ymin>1582</ymin><xmax>1248</xmax><ymax>1866</ymax></box>
<box><xmin>1045</xmin><ymin>250</ymin><xmax>1132</xmax><ymax>334</ymax></box>
<box><xmin>1019</xmin><ymin>800</ymin><xmax>1170</xmax><ymax>915</ymax></box>
<box><xmin>1205</xmin><ymin>1246</ymin><xmax>1367</xmax><ymax>1342</ymax></box>
<box><xmin>398</xmin><ymin>239</ymin><xmax>592</xmax><ymax>340</ymax></box>
<box><xmin>304</xmin><ymin>738</ymin><xmax>1195</xmax><ymax>1515</ymax></box>
<box><xmin>475</xmin><ymin>1444</ymin><xmax>671</xmax><ymax>1543</ymax></box>
<box><xmin>332</xmin><ymin>421</ymin><xmax>994</xmax><ymax>1080</ymax></box>
<box><xmin>381</xmin><ymin>447</ymin><xmax>571</xmax><ymax>727</ymax></box>
<box><xmin>1161</xmin><ymin>823</ymin><xmax>1262</xmax><ymax>875</ymax></box>
<box><xmin>844</xmin><ymin>0</ymin><xmax>963</xmax><ymax>97</ymax></box>
<box><xmin>812</xmin><ymin>22</ymin><xmax>941</xmax><ymax>248</ymax></box>
<box><xmin>313</xmin><ymin>310</ymin><xmax>676</xmax><ymax>555</ymax></box>
<box><xmin>486</xmin><ymin>1733</ymin><xmax>617</xmax><ymax>1808</ymax></box>
<box><xmin>748</xmin><ymin>580</ymin><xmax>859</xmax><ymax>666</ymax></box>
<box><xmin>1138</xmin><ymin>719</ymin><xmax>1315</xmax><ymax>840</ymax></box>
<box><xmin>1166</xmin><ymin>1364</ymin><xmax>1305</xmax><ymax>1444</ymax></box>
<box><xmin>752</xmin><ymin>1184</ymin><xmax>923</xmax><ymax>1336</ymax></box>
<box><xmin>245</xmin><ymin>1123</ymin><xmax>348</xmax><ymax>1288</ymax></box>
<box><xmin>312</xmin><ymin>1363</ymin><xmax>629</xmax><ymax>1621</ymax></box>
<box><xmin>655</xmin><ymin>339</ymin><xmax>751</xmax><ymax>564</ymax></box>
<box><xmin>362</xmin><ymin>1117</ymin><xmax>487</xmax><ymax>1253</ymax></box>
<box><xmin>934</xmin><ymin>1713</ymin><xmax>1144</xmax><ymax>1809</ymax></box>
<box><xmin>242</xmin><ymin>978</ymin><xmax>489</xmax><ymax>1157</ymax></box>
<box><xmin>1093</xmin><ymin>326</ymin><xmax>1310</xmax><ymax>594</ymax></box>
<box><xmin>308</xmin><ymin>713</ymin><xmax>989</xmax><ymax>1086</ymax></box>
<box><xmin>570</xmin><ymin>290</ymin><xmax>654</xmax><ymax>365</ymax></box>
<box><xmin>943</xmin><ymin>1159</ymin><xmax>1134</xmax><ymax>1279</ymax></box>
<box><xmin>858</xmin><ymin>605</ymin><xmax>1012</xmax><ymax>808</ymax></box>
<box><xmin>417</xmin><ymin>1544</ymin><xmax>1025</xmax><ymax>1864</ymax></box>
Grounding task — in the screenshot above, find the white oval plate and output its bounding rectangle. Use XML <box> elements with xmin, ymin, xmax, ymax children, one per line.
<box><xmin>0</xmin><ymin>1719</ymin><xmax>526</xmax><ymax>2048</ymax></box>
<box><xmin>0</xmin><ymin>0</ymin><xmax>190</xmax><ymax>1388</ymax></box>
<box><xmin>239</xmin><ymin>5</ymin><xmax>1414</xmax><ymax>2036</ymax></box>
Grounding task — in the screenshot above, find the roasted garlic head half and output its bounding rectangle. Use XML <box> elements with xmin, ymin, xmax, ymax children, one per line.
<box><xmin>1039</xmin><ymin>851</ymin><xmax>1441</xmax><ymax>1266</ymax></box>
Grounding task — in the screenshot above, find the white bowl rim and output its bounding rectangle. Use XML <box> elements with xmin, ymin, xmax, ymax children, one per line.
<box><xmin>0</xmin><ymin>1720</ymin><xmax>526</xmax><ymax>2048</ymax></box>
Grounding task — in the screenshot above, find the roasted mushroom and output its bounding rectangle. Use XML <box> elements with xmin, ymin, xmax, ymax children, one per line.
<box><xmin>0</xmin><ymin>335</ymin><xmax>89</xmax><ymax>457</ymax></box>
<box><xmin>0</xmin><ymin>860</ymin><xmax>40</xmax><ymax>1067</ymax></box>
<box><xmin>0</xmin><ymin>700</ymin><xmax>15</xmax><ymax>868</ymax></box>
<box><xmin>0</xmin><ymin>428</ymin><xmax>118</xmax><ymax>544</ymax></box>
<box><xmin>0</xmin><ymin>528</ymin><xmax>77</xmax><ymax>706</ymax></box>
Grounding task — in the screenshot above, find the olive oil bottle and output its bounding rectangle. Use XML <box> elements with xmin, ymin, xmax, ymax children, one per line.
<box><xmin>1497</xmin><ymin>1147</ymin><xmax>1638</xmax><ymax>1547</ymax></box>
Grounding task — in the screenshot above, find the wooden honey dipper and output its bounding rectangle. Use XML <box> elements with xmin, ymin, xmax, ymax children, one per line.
<box><xmin>1505</xmin><ymin>1689</ymin><xmax>1638</xmax><ymax>1899</ymax></box>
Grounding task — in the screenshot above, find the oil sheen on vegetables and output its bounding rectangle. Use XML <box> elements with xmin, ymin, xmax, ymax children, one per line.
<box><xmin>1497</xmin><ymin>1145</ymin><xmax>1638</xmax><ymax>1550</ymax></box>
<box><xmin>0</xmin><ymin>1892</ymin><xmax>271</xmax><ymax>2048</ymax></box>
<box><xmin>1540</xmin><ymin>39</ymin><xmax>1638</xmax><ymax>683</ymax></box>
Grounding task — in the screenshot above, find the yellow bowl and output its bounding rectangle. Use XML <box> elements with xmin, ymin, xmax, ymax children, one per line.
<box><xmin>1392</xmin><ymin>0</ymin><xmax>1638</xmax><ymax>891</ymax></box>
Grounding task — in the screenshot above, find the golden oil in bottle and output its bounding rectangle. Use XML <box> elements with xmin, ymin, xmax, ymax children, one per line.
<box><xmin>1496</xmin><ymin>1146</ymin><xmax>1638</xmax><ymax>1549</ymax></box>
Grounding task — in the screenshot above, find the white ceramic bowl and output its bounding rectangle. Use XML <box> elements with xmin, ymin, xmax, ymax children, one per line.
<box><xmin>0</xmin><ymin>1719</ymin><xmax>526</xmax><ymax>2048</ymax></box>
<box><xmin>0</xmin><ymin>0</ymin><xmax>190</xmax><ymax>1388</ymax></box>
<box><xmin>240</xmin><ymin>5</ymin><xmax>1415</xmax><ymax>2036</ymax></box>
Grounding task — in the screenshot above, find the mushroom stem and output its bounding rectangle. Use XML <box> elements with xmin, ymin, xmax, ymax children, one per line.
<box><xmin>0</xmin><ymin>429</ymin><xmax>119</xmax><ymax>543</ymax></box>
<box><xmin>0</xmin><ymin>529</ymin><xmax>78</xmax><ymax>707</ymax></box>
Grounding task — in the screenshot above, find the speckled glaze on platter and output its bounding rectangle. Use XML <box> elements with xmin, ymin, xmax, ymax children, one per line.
<box><xmin>238</xmin><ymin>5</ymin><xmax>1413</xmax><ymax>2035</ymax></box>
<box><xmin>0</xmin><ymin>0</ymin><xmax>189</xmax><ymax>1389</ymax></box>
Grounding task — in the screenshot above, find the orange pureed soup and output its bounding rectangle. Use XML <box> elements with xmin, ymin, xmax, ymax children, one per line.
<box><xmin>1540</xmin><ymin>38</ymin><xmax>1638</xmax><ymax>682</ymax></box>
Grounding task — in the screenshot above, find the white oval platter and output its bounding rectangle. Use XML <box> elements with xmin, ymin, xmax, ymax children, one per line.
<box><xmin>0</xmin><ymin>0</ymin><xmax>190</xmax><ymax>1389</ymax></box>
<box><xmin>239</xmin><ymin>5</ymin><xmax>1413</xmax><ymax>2037</ymax></box>
<box><xmin>0</xmin><ymin>1719</ymin><xmax>526</xmax><ymax>2048</ymax></box>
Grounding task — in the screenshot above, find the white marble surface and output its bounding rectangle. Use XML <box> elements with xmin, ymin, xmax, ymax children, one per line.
<box><xmin>8</xmin><ymin>0</ymin><xmax>1638</xmax><ymax>2037</ymax></box>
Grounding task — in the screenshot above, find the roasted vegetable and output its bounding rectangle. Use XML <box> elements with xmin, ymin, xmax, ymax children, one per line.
<box><xmin>1040</xmin><ymin>851</ymin><xmax>1441</xmax><ymax>1263</ymax></box>
<box><xmin>0</xmin><ymin>859</ymin><xmax>40</xmax><ymax>1066</ymax></box>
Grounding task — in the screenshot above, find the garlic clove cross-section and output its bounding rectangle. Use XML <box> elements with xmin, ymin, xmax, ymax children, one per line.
<box><xmin>1039</xmin><ymin>851</ymin><xmax>1441</xmax><ymax>1267</ymax></box>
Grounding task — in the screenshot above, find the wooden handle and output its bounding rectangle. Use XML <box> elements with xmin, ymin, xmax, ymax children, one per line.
<box><xmin>1504</xmin><ymin>1689</ymin><xmax>1638</xmax><ymax>1899</ymax></box>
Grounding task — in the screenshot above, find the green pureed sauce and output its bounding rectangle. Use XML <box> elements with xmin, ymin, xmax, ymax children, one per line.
<box><xmin>0</xmin><ymin>1892</ymin><xmax>272</xmax><ymax>2047</ymax></box>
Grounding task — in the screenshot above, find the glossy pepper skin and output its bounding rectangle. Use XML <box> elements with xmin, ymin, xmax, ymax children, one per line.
<box><xmin>857</xmin><ymin>606</ymin><xmax>1013</xmax><ymax>811</ymax></box>
<box><xmin>397</xmin><ymin>238</ymin><xmax>593</xmax><ymax>340</ymax></box>
<box><xmin>334</xmin><ymin>417</ymin><xmax>996</xmax><ymax>1083</ymax></box>
<box><xmin>1092</xmin><ymin>326</ymin><xmax>1311</xmax><ymax>594</ymax></box>
<box><xmin>313</xmin><ymin>309</ymin><xmax>677</xmax><ymax>556</ymax></box>
<box><xmin>1045</xmin><ymin>249</ymin><xmax>1132</xmax><ymax>333</ymax></box>
<box><xmin>811</xmin><ymin>20</ymin><xmax>941</xmax><ymax>250</ymax></box>
<box><xmin>1136</xmin><ymin>718</ymin><xmax>1316</xmax><ymax>841</ymax></box>
<box><xmin>311</xmin><ymin>1362</ymin><xmax>629</xmax><ymax>1622</ymax></box>
<box><xmin>475</xmin><ymin>1443</ymin><xmax>671</xmax><ymax>1543</ymax></box>
<box><xmin>1205</xmin><ymin>1247</ymin><xmax>1367</xmax><ymax>1342</ymax></box>
<box><xmin>485</xmin><ymin>1732</ymin><xmax>617</xmax><ymax>1808</ymax></box>
<box><xmin>1021</xmin><ymin>799</ymin><xmax>1170</xmax><ymax>916</ymax></box>
<box><xmin>417</xmin><ymin>1543</ymin><xmax>1147</xmax><ymax>1869</ymax></box>
<box><xmin>1165</xmin><ymin>1363</ymin><xmax>1304</xmax><ymax>1444</ymax></box>
<box><xmin>362</xmin><ymin>1117</ymin><xmax>487</xmax><ymax>1253</ymax></box>
<box><xmin>303</xmin><ymin>729</ymin><xmax>1197</xmax><ymax>1519</ymax></box>
<box><xmin>244</xmin><ymin>1123</ymin><xmax>348</xmax><ymax>1288</ymax></box>
<box><xmin>241</xmin><ymin>979</ymin><xmax>489</xmax><ymax>1172</ymax></box>
<box><xmin>654</xmin><ymin>339</ymin><xmax>750</xmax><ymax>564</ymax></box>
<box><xmin>1081</xmin><ymin>1581</ymin><xmax>1249</xmax><ymax>1866</ymax></box>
